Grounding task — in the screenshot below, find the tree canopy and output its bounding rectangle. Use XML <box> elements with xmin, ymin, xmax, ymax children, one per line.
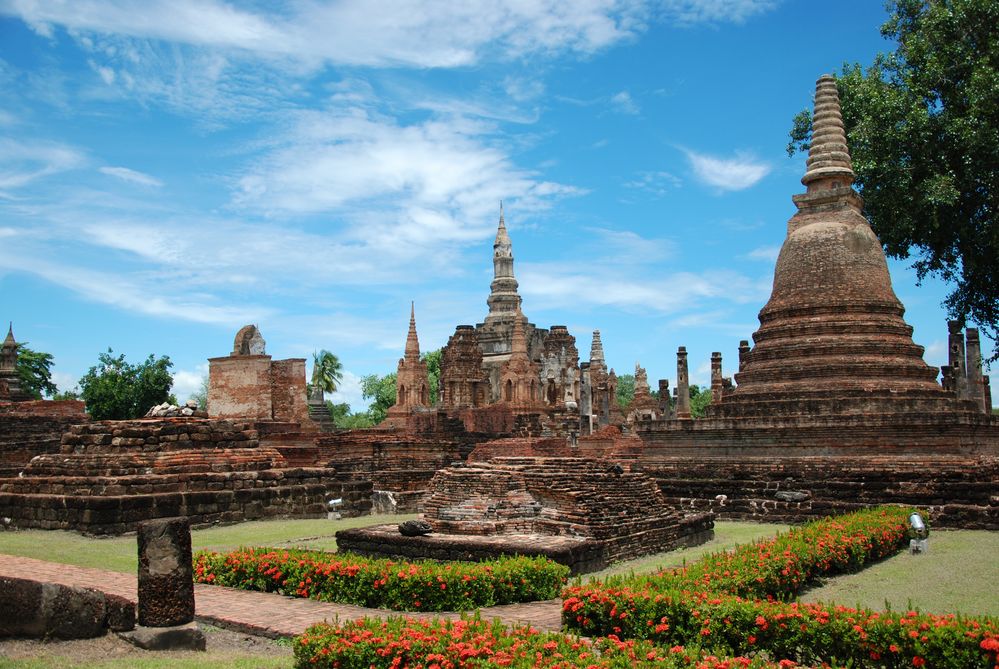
<box><xmin>615</xmin><ymin>373</ymin><xmax>635</xmax><ymax>408</ymax></box>
<box><xmin>422</xmin><ymin>349</ymin><xmax>441</xmax><ymax>406</ymax></box>
<box><xmin>79</xmin><ymin>349</ymin><xmax>175</xmax><ymax>420</ymax></box>
<box><xmin>14</xmin><ymin>343</ymin><xmax>57</xmax><ymax>399</ymax></box>
<box><xmin>311</xmin><ymin>350</ymin><xmax>344</xmax><ymax>396</ymax></box>
<box><xmin>360</xmin><ymin>372</ymin><xmax>397</xmax><ymax>425</ymax></box>
<box><xmin>788</xmin><ymin>0</ymin><xmax>999</xmax><ymax>358</ymax></box>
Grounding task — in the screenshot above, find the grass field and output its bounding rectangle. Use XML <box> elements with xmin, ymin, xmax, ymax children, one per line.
<box><xmin>800</xmin><ymin>528</ymin><xmax>999</xmax><ymax>617</ymax></box>
<box><xmin>0</xmin><ymin>514</ymin><xmax>416</xmax><ymax>573</ymax></box>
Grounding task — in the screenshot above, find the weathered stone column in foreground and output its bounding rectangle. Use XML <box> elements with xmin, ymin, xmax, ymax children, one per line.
<box><xmin>121</xmin><ymin>517</ymin><xmax>205</xmax><ymax>651</ymax></box>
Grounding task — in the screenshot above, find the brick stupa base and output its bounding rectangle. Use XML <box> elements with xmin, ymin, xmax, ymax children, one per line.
<box><xmin>337</xmin><ymin>456</ymin><xmax>713</xmax><ymax>574</ymax></box>
<box><xmin>0</xmin><ymin>418</ymin><xmax>371</xmax><ymax>535</ymax></box>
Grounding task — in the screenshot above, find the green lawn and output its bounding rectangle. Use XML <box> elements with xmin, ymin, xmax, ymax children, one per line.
<box><xmin>0</xmin><ymin>514</ymin><xmax>416</xmax><ymax>573</ymax></box>
<box><xmin>584</xmin><ymin>520</ymin><xmax>790</xmax><ymax>581</ymax></box>
<box><xmin>0</xmin><ymin>656</ymin><xmax>291</xmax><ymax>669</ymax></box>
<box><xmin>799</xmin><ymin>528</ymin><xmax>999</xmax><ymax>617</ymax></box>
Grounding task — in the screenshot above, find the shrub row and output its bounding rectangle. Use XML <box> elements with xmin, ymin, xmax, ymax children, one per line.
<box><xmin>294</xmin><ymin>616</ymin><xmax>807</xmax><ymax>669</ymax></box>
<box><xmin>561</xmin><ymin>506</ymin><xmax>999</xmax><ymax>667</ymax></box>
<box><xmin>193</xmin><ymin>548</ymin><xmax>568</xmax><ymax>611</ymax></box>
<box><xmin>593</xmin><ymin>505</ymin><xmax>914</xmax><ymax>600</ymax></box>
<box><xmin>563</xmin><ymin>589</ymin><xmax>999</xmax><ymax>668</ymax></box>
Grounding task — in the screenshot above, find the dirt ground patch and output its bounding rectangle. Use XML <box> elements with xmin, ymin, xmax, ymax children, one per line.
<box><xmin>0</xmin><ymin>624</ymin><xmax>292</xmax><ymax>668</ymax></box>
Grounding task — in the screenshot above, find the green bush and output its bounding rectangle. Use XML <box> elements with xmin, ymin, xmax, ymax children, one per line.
<box><xmin>194</xmin><ymin>548</ymin><xmax>568</xmax><ymax>612</ymax></box>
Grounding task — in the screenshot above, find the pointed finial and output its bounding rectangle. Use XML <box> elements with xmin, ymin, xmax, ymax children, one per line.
<box><xmin>802</xmin><ymin>74</ymin><xmax>855</xmax><ymax>189</ymax></box>
<box><xmin>405</xmin><ymin>302</ymin><xmax>420</xmax><ymax>358</ymax></box>
<box><xmin>3</xmin><ymin>322</ymin><xmax>14</xmax><ymax>345</ymax></box>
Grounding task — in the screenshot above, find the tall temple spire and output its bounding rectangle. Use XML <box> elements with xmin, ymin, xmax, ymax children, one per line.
<box><xmin>710</xmin><ymin>74</ymin><xmax>953</xmax><ymax>417</ymax></box>
<box><xmin>589</xmin><ymin>330</ymin><xmax>606</xmax><ymax>375</ymax></box>
<box><xmin>405</xmin><ymin>301</ymin><xmax>421</xmax><ymax>360</ymax></box>
<box><xmin>802</xmin><ymin>74</ymin><xmax>855</xmax><ymax>190</ymax></box>
<box><xmin>485</xmin><ymin>202</ymin><xmax>522</xmax><ymax>322</ymax></box>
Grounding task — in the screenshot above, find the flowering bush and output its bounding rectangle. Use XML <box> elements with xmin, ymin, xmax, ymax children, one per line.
<box><xmin>293</xmin><ymin>616</ymin><xmax>803</xmax><ymax>669</ymax></box>
<box><xmin>561</xmin><ymin>506</ymin><xmax>999</xmax><ymax>667</ymax></box>
<box><xmin>194</xmin><ymin>548</ymin><xmax>568</xmax><ymax>611</ymax></box>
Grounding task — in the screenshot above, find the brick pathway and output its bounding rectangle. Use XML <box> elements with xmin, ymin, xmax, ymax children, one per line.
<box><xmin>1</xmin><ymin>555</ymin><xmax>563</xmax><ymax>638</ymax></box>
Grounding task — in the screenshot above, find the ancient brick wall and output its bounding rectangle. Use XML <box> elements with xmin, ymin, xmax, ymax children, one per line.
<box><xmin>637</xmin><ymin>454</ymin><xmax>999</xmax><ymax>529</ymax></box>
<box><xmin>0</xmin><ymin>417</ymin><xmax>371</xmax><ymax>534</ymax></box>
<box><xmin>467</xmin><ymin>438</ymin><xmax>571</xmax><ymax>462</ymax></box>
<box><xmin>0</xmin><ymin>400</ymin><xmax>88</xmax><ymax>475</ymax></box>
<box><xmin>208</xmin><ymin>356</ymin><xmax>273</xmax><ymax>420</ymax></box>
<box><xmin>269</xmin><ymin>359</ymin><xmax>311</xmax><ymax>426</ymax></box>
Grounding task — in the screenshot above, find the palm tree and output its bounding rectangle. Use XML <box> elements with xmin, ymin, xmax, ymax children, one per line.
<box><xmin>311</xmin><ymin>350</ymin><xmax>343</xmax><ymax>398</ymax></box>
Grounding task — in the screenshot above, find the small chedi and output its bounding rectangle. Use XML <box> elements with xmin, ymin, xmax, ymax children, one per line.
<box><xmin>0</xmin><ymin>323</ymin><xmax>88</xmax><ymax>477</ymax></box>
<box><xmin>630</xmin><ymin>75</ymin><xmax>999</xmax><ymax>528</ymax></box>
<box><xmin>337</xmin><ymin>450</ymin><xmax>713</xmax><ymax>574</ymax></box>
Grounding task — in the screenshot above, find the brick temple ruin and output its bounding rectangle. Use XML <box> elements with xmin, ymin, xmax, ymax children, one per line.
<box><xmin>625</xmin><ymin>75</ymin><xmax>999</xmax><ymax>528</ymax></box>
<box><xmin>0</xmin><ymin>74</ymin><xmax>996</xmax><ymax>544</ymax></box>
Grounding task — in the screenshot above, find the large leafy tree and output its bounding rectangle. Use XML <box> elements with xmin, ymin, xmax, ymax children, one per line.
<box><xmin>360</xmin><ymin>372</ymin><xmax>397</xmax><ymax>425</ymax></box>
<box><xmin>15</xmin><ymin>344</ymin><xmax>57</xmax><ymax>399</ymax></box>
<box><xmin>615</xmin><ymin>373</ymin><xmax>635</xmax><ymax>409</ymax></box>
<box><xmin>79</xmin><ymin>349</ymin><xmax>175</xmax><ymax>420</ymax></box>
<box><xmin>788</xmin><ymin>0</ymin><xmax>999</xmax><ymax>358</ymax></box>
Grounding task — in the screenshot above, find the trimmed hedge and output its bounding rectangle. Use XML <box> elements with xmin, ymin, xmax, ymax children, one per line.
<box><xmin>193</xmin><ymin>548</ymin><xmax>568</xmax><ymax>611</ymax></box>
<box><xmin>562</xmin><ymin>506</ymin><xmax>999</xmax><ymax>667</ymax></box>
<box><xmin>294</xmin><ymin>616</ymin><xmax>805</xmax><ymax>669</ymax></box>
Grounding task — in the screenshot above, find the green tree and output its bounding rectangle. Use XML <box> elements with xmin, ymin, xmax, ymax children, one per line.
<box><xmin>421</xmin><ymin>349</ymin><xmax>442</xmax><ymax>405</ymax></box>
<box><xmin>360</xmin><ymin>372</ymin><xmax>397</xmax><ymax>424</ymax></box>
<box><xmin>79</xmin><ymin>349</ymin><xmax>175</xmax><ymax>420</ymax></box>
<box><xmin>14</xmin><ymin>344</ymin><xmax>57</xmax><ymax>399</ymax></box>
<box><xmin>788</xmin><ymin>0</ymin><xmax>999</xmax><ymax>358</ymax></box>
<box><xmin>689</xmin><ymin>384</ymin><xmax>713</xmax><ymax>419</ymax></box>
<box><xmin>614</xmin><ymin>373</ymin><xmax>635</xmax><ymax>408</ymax></box>
<box><xmin>311</xmin><ymin>350</ymin><xmax>343</xmax><ymax>396</ymax></box>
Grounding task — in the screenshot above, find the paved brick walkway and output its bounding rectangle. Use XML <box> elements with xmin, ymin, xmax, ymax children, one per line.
<box><xmin>1</xmin><ymin>555</ymin><xmax>563</xmax><ymax>638</ymax></box>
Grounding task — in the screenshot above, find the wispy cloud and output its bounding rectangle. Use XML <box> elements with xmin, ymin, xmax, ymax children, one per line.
<box><xmin>99</xmin><ymin>166</ymin><xmax>163</xmax><ymax>187</ymax></box>
<box><xmin>610</xmin><ymin>90</ymin><xmax>639</xmax><ymax>114</ymax></box>
<box><xmin>0</xmin><ymin>138</ymin><xmax>86</xmax><ymax>191</ymax></box>
<box><xmin>4</xmin><ymin>1</ymin><xmax>646</xmax><ymax>69</ymax></box>
<box><xmin>233</xmin><ymin>106</ymin><xmax>583</xmax><ymax>257</ymax></box>
<box><xmin>683</xmin><ymin>149</ymin><xmax>770</xmax><ymax>191</ymax></box>
<box><xmin>662</xmin><ymin>0</ymin><xmax>779</xmax><ymax>25</ymax></box>
<box><xmin>743</xmin><ymin>245</ymin><xmax>780</xmax><ymax>262</ymax></box>
<box><xmin>624</xmin><ymin>170</ymin><xmax>682</xmax><ymax>196</ymax></box>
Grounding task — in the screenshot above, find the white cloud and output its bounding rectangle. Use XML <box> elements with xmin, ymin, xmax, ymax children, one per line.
<box><xmin>683</xmin><ymin>149</ymin><xmax>770</xmax><ymax>191</ymax></box>
<box><xmin>234</xmin><ymin>106</ymin><xmax>583</xmax><ymax>262</ymax></box>
<box><xmin>99</xmin><ymin>166</ymin><xmax>163</xmax><ymax>187</ymax></box>
<box><xmin>172</xmin><ymin>363</ymin><xmax>208</xmax><ymax>402</ymax></box>
<box><xmin>3</xmin><ymin>0</ymin><xmax>646</xmax><ymax>68</ymax></box>
<box><xmin>50</xmin><ymin>370</ymin><xmax>79</xmax><ymax>395</ymax></box>
<box><xmin>327</xmin><ymin>370</ymin><xmax>366</xmax><ymax>413</ymax></box>
<box><xmin>624</xmin><ymin>170</ymin><xmax>681</xmax><ymax>196</ymax></box>
<box><xmin>0</xmin><ymin>138</ymin><xmax>86</xmax><ymax>191</ymax></box>
<box><xmin>610</xmin><ymin>90</ymin><xmax>639</xmax><ymax>114</ymax></box>
<box><xmin>661</xmin><ymin>0</ymin><xmax>778</xmax><ymax>24</ymax></box>
<box><xmin>743</xmin><ymin>245</ymin><xmax>780</xmax><ymax>262</ymax></box>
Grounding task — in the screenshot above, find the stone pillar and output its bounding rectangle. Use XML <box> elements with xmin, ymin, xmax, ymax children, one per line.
<box><xmin>124</xmin><ymin>517</ymin><xmax>205</xmax><ymax>650</ymax></box>
<box><xmin>710</xmin><ymin>352</ymin><xmax>723</xmax><ymax>404</ymax></box>
<box><xmin>138</xmin><ymin>518</ymin><xmax>195</xmax><ymax>627</ymax></box>
<box><xmin>738</xmin><ymin>340</ymin><xmax>750</xmax><ymax>372</ymax></box>
<box><xmin>965</xmin><ymin>328</ymin><xmax>987</xmax><ymax>413</ymax></box>
<box><xmin>676</xmin><ymin>347</ymin><xmax>691</xmax><ymax>419</ymax></box>
<box><xmin>658</xmin><ymin>379</ymin><xmax>670</xmax><ymax>416</ymax></box>
<box><xmin>578</xmin><ymin>362</ymin><xmax>592</xmax><ymax>435</ymax></box>
<box><xmin>940</xmin><ymin>365</ymin><xmax>955</xmax><ymax>393</ymax></box>
<box><xmin>985</xmin><ymin>376</ymin><xmax>993</xmax><ymax>414</ymax></box>
<box><xmin>948</xmin><ymin>320</ymin><xmax>969</xmax><ymax>400</ymax></box>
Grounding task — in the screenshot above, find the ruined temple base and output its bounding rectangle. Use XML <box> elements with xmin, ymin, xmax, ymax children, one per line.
<box><xmin>336</xmin><ymin>516</ymin><xmax>713</xmax><ymax>575</ymax></box>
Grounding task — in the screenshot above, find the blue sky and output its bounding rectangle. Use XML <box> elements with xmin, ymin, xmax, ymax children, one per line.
<box><xmin>1</xmin><ymin>1</ymin><xmax>990</xmax><ymax>411</ymax></box>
